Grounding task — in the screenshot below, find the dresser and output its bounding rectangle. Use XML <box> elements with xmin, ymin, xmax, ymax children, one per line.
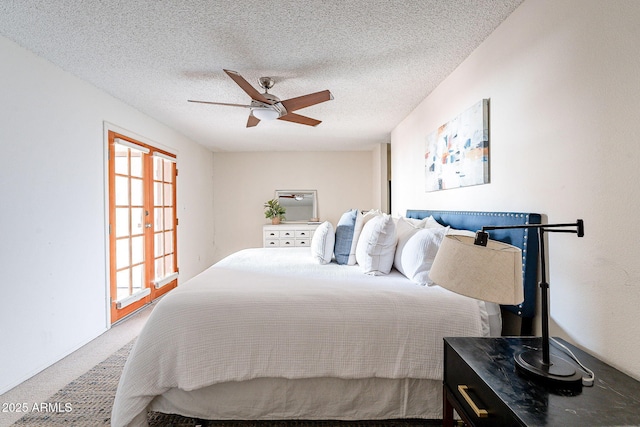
<box><xmin>263</xmin><ymin>223</ymin><xmax>319</xmax><ymax>248</ymax></box>
<box><xmin>443</xmin><ymin>336</ymin><xmax>640</xmax><ymax>426</ymax></box>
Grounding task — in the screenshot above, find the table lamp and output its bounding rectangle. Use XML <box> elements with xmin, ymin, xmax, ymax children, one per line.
<box><xmin>430</xmin><ymin>220</ymin><xmax>585</xmax><ymax>387</ymax></box>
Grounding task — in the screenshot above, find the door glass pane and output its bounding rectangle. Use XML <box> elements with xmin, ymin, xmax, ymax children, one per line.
<box><xmin>131</xmin><ymin>236</ymin><xmax>144</xmax><ymax>265</ymax></box>
<box><xmin>116</xmin><ymin>238</ymin><xmax>130</xmax><ymax>269</ymax></box>
<box><xmin>116</xmin><ymin>269</ymin><xmax>130</xmax><ymax>300</ymax></box>
<box><xmin>154</xmin><ymin>182</ymin><xmax>163</xmax><ymax>206</ymax></box>
<box><xmin>130</xmin><ymin>151</ymin><xmax>143</xmax><ymax>177</ymax></box>
<box><xmin>131</xmin><ymin>178</ymin><xmax>143</xmax><ymax>206</ymax></box>
<box><xmin>131</xmin><ymin>264</ymin><xmax>144</xmax><ymax>292</ymax></box>
<box><xmin>154</xmin><ymin>233</ymin><xmax>163</xmax><ymax>257</ymax></box>
<box><xmin>115</xmin><ymin>208</ymin><xmax>129</xmax><ymax>237</ymax></box>
<box><xmin>163</xmin><ymin>159</ymin><xmax>173</xmax><ymax>182</ymax></box>
<box><xmin>165</xmin><ymin>255</ymin><xmax>174</xmax><ymax>274</ymax></box>
<box><xmin>164</xmin><ymin>207</ymin><xmax>173</xmax><ymax>230</ymax></box>
<box><xmin>154</xmin><ymin>207</ymin><xmax>163</xmax><ymax>231</ymax></box>
<box><xmin>153</xmin><ymin>156</ymin><xmax>163</xmax><ymax>180</ymax></box>
<box><xmin>164</xmin><ymin>231</ymin><xmax>173</xmax><ymax>254</ymax></box>
<box><xmin>163</xmin><ymin>183</ymin><xmax>172</xmax><ymax>206</ymax></box>
<box><xmin>131</xmin><ymin>208</ymin><xmax>144</xmax><ymax>235</ymax></box>
<box><xmin>114</xmin><ymin>147</ymin><xmax>129</xmax><ymax>175</ymax></box>
<box><xmin>154</xmin><ymin>257</ymin><xmax>164</xmax><ymax>279</ymax></box>
<box><xmin>115</xmin><ymin>176</ymin><xmax>129</xmax><ymax>205</ymax></box>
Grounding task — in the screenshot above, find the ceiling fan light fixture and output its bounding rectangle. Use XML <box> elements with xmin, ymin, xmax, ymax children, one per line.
<box><xmin>252</xmin><ymin>107</ymin><xmax>279</xmax><ymax>121</ymax></box>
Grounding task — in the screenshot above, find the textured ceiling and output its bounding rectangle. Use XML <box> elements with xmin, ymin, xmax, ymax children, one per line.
<box><xmin>0</xmin><ymin>0</ymin><xmax>523</xmax><ymax>151</ymax></box>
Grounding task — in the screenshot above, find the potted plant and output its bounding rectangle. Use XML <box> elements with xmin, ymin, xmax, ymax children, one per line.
<box><xmin>264</xmin><ymin>199</ymin><xmax>286</xmax><ymax>224</ymax></box>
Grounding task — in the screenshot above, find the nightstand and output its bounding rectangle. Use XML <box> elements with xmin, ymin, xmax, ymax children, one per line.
<box><xmin>443</xmin><ymin>337</ymin><xmax>640</xmax><ymax>426</ymax></box>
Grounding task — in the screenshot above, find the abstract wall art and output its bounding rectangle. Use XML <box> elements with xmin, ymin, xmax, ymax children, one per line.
<box><xmin>425</xmin><ymin>99</ymin><xmax>489</xmax><ymax>192</ymax></box>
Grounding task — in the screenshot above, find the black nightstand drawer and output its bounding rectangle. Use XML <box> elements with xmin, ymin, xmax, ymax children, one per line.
<box><xmin>445</xmin><ymin>341</ymin><xmax>522</xmax><ymax>426</ymax></box>
<box><xmin>443</xmin><ymin>337</ymin><xmax>640</xmax><ymax>427</ymax></box>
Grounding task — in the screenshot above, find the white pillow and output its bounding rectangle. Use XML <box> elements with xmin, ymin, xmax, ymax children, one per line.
<box><xmin>398</xmin><ymin>215</ymin><xmax>445</xmax><ymax>230</ymax></box>
<box><xmin>311</xmin><ymin>221</ymin><xmax>335</xmax><ymax>264</ymax></box>
<box><xmin>424</xmin><ymin>216</ymin><xmax>446</xmax><ymax>229</ymax></box>
<box><xmin>355</xmin><ymin>214</ymin><xmax>397</xmax><ymax>275</ymax></box>
<box><xmin>394</xmin><ymin>217</ymin><xmax>422</xmax><ymax>274</ymax></box>
<box><xmin>361</xmin><ymin>209</ymin><xmax>382</xmax><ymax>224</ymax></box>
<box><xmin>347</xmin><ymin>209</ymin><xmax>384</xmax><ymax>265</ymax></box>
<box><xmin>396</xmin><ymin>216</ymin><xmax>423</xmax><ymax>235</ymax></box>
<box><xmin>401</xmin><ymin>216</ymin><xmax>429</xmax><ymax>228</ymax></box>
<box><xmin>396</xmin><ymin>227</ymin><xmax>448</xmax><ymax>285</ymax></box>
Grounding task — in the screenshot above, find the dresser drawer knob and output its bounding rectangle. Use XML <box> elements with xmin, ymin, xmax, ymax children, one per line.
<box><xmin>458</xmin><ymin>385</ymin><xmax>488</xmax><ymax>418</ymax></box>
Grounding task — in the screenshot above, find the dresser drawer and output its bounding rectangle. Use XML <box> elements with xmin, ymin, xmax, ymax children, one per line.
<box><xmin>264</xmin><ymin>239</ymin><xmax>280</xmax><ymax>247</ymax></box>
<box><xmin>264</xmin><ymin>230</ymin><xmax>280</xmax><ymax>239</ymax></box>
<box><xmin>444</xmin><ymin>341</ymin><xmax>522</xmax><ymax>426</ymax></box>
<box><xmin>295</xmin><ymin>230</ymin><xmax>313</xmax><ymax>238</ymax></box>
<box><xmin>280</xmin><ymin>230</ymin><xmax>295</xmax><ymax>238</ymax></box>
<box><xmin>279</xmin><ymin>239</ymin><xmax>295</xmax><ymax>247</ymax></box>
<box><xmin>295</xmin><ymin>238</ymin><xmax>310</xmax><ymax>247</ymax></box>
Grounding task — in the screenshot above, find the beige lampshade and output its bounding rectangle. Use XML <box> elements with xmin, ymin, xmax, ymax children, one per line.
<box><xmin>429</xmin><ymin>234</ymin><xmax>524</xmax><ymax>305</ymax></box>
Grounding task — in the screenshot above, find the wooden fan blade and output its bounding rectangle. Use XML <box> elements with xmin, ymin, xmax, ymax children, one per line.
<box><xmin>246</xmin><ymin>114</ymin><xmax>260</xmax><ymax>128</ymax></box>
<box><xmin>188</xmin><ymin>100</ymin><xmax>252</xmax><ymax>108</ymax></box>
<box><xmin>278</xmin><ymin>112</ymin><xmax>322</xmax><ymax>127</ymax></box>
<box><xmin>281</xmin><ymin>90</ymin><xmax>333</xmax><ymax>112</ymax></box>
<box><xmin>224</xmin><ymin>69</ymin><xmax>273</xmax><ymax>104</ymax></box>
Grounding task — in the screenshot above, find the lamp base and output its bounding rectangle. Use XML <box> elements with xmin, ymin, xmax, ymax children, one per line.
<box><xmin>515</xmin><ymin>350</ymin><xmax>583</xmax><ymax>388</ymax></box>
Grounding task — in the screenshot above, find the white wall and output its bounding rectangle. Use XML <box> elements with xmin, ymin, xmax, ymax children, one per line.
<box><xmin>391</xmin><ymin>0</ymin><xmax>640</xmax><ymax>379</ymax></box>
<box><xmin>372</xmin><ymin>143</ymin><xmax>390</xmax><ymax>213</ymax></box>
<box><xmin>212</xmin><ymin>151</ymin><xmax>373</xmax><ymax>261</ymax></box>
<box><xmin>0</xmin><ymin>35</ymin><xmax>215</xmax><ymax>393</ymax></box>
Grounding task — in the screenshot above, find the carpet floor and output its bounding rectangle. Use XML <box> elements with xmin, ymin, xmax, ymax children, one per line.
<box><xmin>12</xmin><ymin>341</ymin><xmax>441</xmax><ymax>426</ymax></box>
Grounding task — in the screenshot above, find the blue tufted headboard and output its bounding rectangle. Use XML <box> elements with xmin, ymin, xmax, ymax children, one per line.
<box><xmin>405</xmin><ymin>210</ymin><xmax>542</xmax><ymax>324</ymax></box>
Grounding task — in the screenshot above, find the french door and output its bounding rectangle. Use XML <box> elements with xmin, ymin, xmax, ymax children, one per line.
<box><xmin>108</xmin><ymin>131</ymin><xmax>178</xmax><ymax>323</ymax></box>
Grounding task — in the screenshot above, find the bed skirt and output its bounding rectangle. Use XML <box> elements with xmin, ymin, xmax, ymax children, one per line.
<box><xmin>144</xmin><ymin>377</ymin><xmax>442</xmax><ymax>423</ymax></box>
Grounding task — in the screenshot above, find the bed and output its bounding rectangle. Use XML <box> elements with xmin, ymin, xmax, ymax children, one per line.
<box><xmin>111</xmin><ymin>210</ymin><xmax>541</xmax><ymax>427</ymax></box>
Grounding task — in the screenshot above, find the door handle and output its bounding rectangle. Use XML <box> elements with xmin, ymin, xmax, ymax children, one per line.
<box><xmin>145</xmin><ymin>223</ymin><xmax>152</xmax><ymax>228</ymax></box>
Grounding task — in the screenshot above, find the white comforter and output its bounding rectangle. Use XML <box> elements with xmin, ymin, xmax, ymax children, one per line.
<box><xmin>112</xmin><ymin>248</ymin><xmax>487</xmax><ymax>427</ymax></box>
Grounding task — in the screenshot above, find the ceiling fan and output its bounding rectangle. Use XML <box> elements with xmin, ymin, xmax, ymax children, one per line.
<box><xmin>188</xmin><ymin>69</ymin><xmax>334</xmax><ymax>128</ymax></box>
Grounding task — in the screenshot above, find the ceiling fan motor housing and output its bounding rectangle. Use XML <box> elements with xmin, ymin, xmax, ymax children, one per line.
<box><xmin>258</xmin><ymin>76</ymin><xmax>275</xmax><ymax>90</ymax></box>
